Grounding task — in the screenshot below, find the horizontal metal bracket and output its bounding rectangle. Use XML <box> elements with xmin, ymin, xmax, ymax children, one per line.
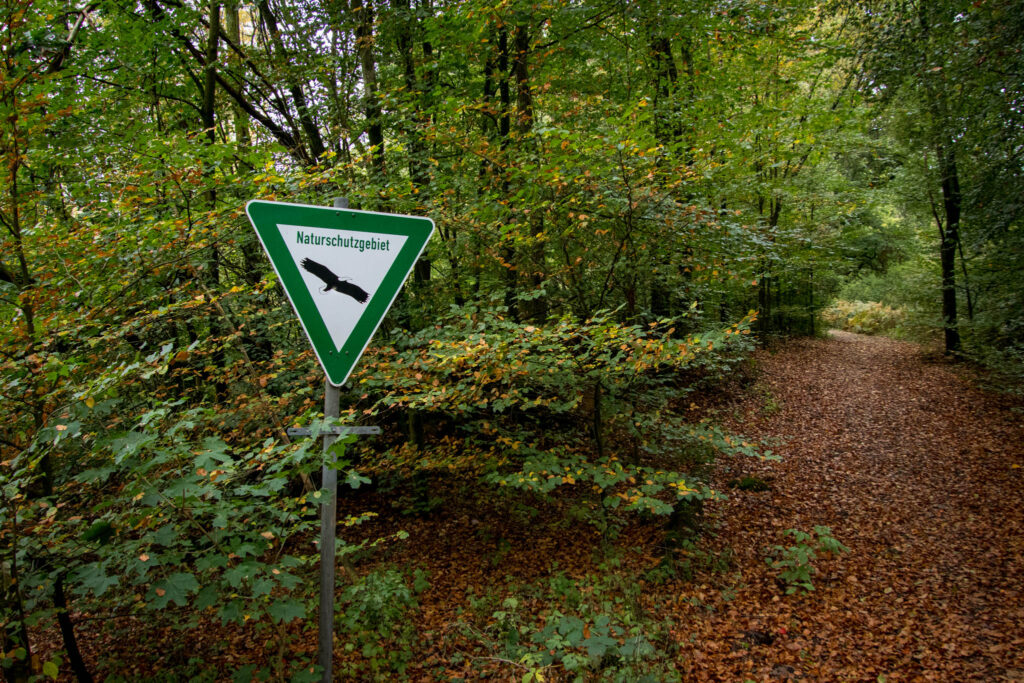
<box><xmin>287</xmin><ymin>426</ymin><xmax>382</xmax><ymax>437</ymax></box>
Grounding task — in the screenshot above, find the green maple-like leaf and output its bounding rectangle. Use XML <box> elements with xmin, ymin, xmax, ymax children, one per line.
<box><xmin>267</xmin><ymin>597</ymin><xmax>306</xmax><ymax>623</ymax></box>
<box><xmin>150</xmin><ymin>572</ymin><xmax>199</xmax><ymax>609</ymax></box>
<box><xmin>73</xmin><ymin>564</ymin><xmax>120</xmax><ymax>597</ymax></box>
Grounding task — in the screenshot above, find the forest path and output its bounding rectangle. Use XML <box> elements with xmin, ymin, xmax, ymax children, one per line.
<box><xmin>682</xmin><ymin>331</ymin><xmax>1024</xmax><ymax>681</ymax></box>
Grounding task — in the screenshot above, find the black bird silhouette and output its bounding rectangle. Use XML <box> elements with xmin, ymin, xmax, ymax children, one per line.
<box><xmin>300</xmin><ymin>258</ymin><xmax>370</xmax><ymax>304</ymax></box>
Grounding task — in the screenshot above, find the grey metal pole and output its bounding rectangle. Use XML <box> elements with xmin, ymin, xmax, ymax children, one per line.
<box><xmin>318</xmin><ymin>196</ymin><xmax>348</xmax><ymax>682</ymax></box>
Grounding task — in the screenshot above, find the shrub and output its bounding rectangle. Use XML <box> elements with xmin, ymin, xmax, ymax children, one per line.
<box><xmin>462</xmin><ymin>568</ymin><xmax>681</xmax><ymax>682</ymax></box>
<box><xmin>338</xmin><ymin>567</ymin><xmax>429</xmax><ymax>676</ymax></box>
<box><xmin>820</xmin><ymin>300</ymin><xmax>904</xmax><ymax>335</ymax></box>
<box><xmin>766</xmin><ymin>526</ymin><xmax>849</xmax><ymax>594</ymax></box>
<box><xmin>351</xmin><ymin>303</ymin><xmax>771</xmax><ymax>540</ymax></box>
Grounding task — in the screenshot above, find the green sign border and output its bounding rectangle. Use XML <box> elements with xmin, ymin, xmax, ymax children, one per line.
<box><xmin>246</xmin><ymin>199</ymin><xmax>434</xmax><ymax>386</ymax></box>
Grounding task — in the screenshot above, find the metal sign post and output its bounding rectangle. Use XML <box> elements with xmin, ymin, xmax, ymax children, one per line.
<box><xmin>318</xmin><ymin>196</ymin><xmax>345</xmax><ymax>683</ymax></box>
<box><xmin>318</xmin><ymin>379</ymin><xmax>340</xmax><ymax>682</ymax></box>
<box><xmin>245</xmin><ymin>195</ymin><xmax>432</xmax><ymax>682</ymax></box>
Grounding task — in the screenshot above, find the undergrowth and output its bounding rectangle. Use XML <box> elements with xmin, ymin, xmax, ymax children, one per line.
<box><xmin>820</xmin><ymin>300</ymin><xmax>904</xmax><ymax>335</ymax></box>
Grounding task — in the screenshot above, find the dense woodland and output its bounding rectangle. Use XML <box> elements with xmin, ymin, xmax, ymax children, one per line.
<box><xmin>1</xmin><ymin>0</ymin><xmax>1022</xmax><ymax>680</ymax></box>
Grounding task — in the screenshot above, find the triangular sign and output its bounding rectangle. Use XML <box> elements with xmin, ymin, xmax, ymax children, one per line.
<box><xmin>246</xmin><ymin>200</ymin><xmax>434</xmax><ymax>387</ymax></box>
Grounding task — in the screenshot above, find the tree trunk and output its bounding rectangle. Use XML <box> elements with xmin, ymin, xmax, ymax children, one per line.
<box><xmin>352</xmin><ymin>0</ymin><xmax>384</xmax><ymax>176</ymax></box>
<box><xmin>512</xmin><ymin>24</ymin><xmax>546</xmax><ymax>323</ymax></box>
<box><xmin>202</xmin><ymin>0</ymin><xmax>228</xmax><ymax>399</ymax></box>
<box><xmin>224</xmin><ymin>0</ymin><xmax>250</xmax><ymax>147</ymax></box>
<box><xmin>256</xmin><ymin>0</ymin><xmax>326</xmax><ymax>162</ymax></box>
<box><xmin>496</xmin><ymin>26</ymin><xmax>518</xmax><ymax>320</ymax></box>
<box><xmin>936</xmin><ymin>141</ymin><xmax>962</xmax><ymax>354</ymax></box>
<box><xmin>649</xmin><ymin>34</ymin><xmax>682</xmax><ymax>159</ymax></box>
<box><xmin>54</xmin><ymin>575</ymin><xmax>93</xmax><ymax>683</ymax></box>
<box><xmin>393</xmin><ymin>0</ymin><xmax>432</xmax><ymax>289</ymax></box>
<box><xmin>918</xmin><ymin>1</ymin><xmax>962</xmax><ymax>355</ymax></box>
<box><xmin>1</xmin><ymin>519</ymin><xmax>32</xmax><ymax>683</ymax></box>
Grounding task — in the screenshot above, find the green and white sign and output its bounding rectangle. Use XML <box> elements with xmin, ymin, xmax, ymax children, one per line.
<box><xmin>246</xmin><ymin>200</ymin><xmax>434</xmax><ymax>387</ymax></box>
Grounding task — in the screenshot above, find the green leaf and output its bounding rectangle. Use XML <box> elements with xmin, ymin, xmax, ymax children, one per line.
<box><xmin>42</xmin><ymin>661</ymin><xmax>59</xmax><ymax>679</ymax></box>
<box><xmin>268</xmin><ymin>597</ymin><xmax>306</xmax><ymax>623</ymax></box>
<box><xmin>149</xmin><ymin>524</ymin><xmax>177</xmax><ymax>546</ymax></box>
<box><xmin>150</xmin><ymin>572</ymin><xmax>199</xmax><ymax>608</ymax></box>
<box><xmin>290</xmin><ymin>664</ymin><xmax>321</xmax><ymax>683</ymax></box>
<box><xmin>232</xmin><ymin>664</ymin><xmax>258</xmax><ymax>683</ymax></box>
<box><xmin>218</xmin><ymin>600</ymin><xmax>244</xmax><ymax>624</ymax></box>
<box><xmin>344</xmin><ymin>470</ymin><xmax>371</xmax><ymax>489</ymax></box>
<box><xmin>73</xmin><ymin>564</ymin><xmax>120</xmax><ymax>597</ymax></box>
<box><xmin>251</xmin><ymin>577</ymin><xmax>275</xmax><ymax>597</ymax></box>
<box><xmin>81</xmin><ymin>520</ymin><xmax>116</xmax><ymax>545</ymax></box>
<box><xmin>195</xmin><ymin>554</ymin><xmax>229</xmax><ymax>572</ymax></box>
<box><xmin>194</xmin><ymin>584</ymin><xmax>220</xmax><ymax>610</ymax></box>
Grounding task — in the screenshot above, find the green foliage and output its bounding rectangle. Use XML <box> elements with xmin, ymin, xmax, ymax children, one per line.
<box><xmin>820</xmin><ymin>300</ymin><xmax>906</xmax><ymax>336</ymax></box>
<box><xmin>650</xmin><ymin>537</ymin><xmax>736</xmax><ymax>584</ymax></box>
<box><xmin>853</xmin><ymin>0</ymin><xmax>1024</xmax><ymax>361</ymax></box>
<box><xmin>348</xmin><ymin>303</ymin><xmax>766</xmax><ymax>541</ymax></box>
<box><xmin>835</xmin><ymin>246</ymin><xmax>942</xmax><ymax>341</ymax></box>
<box><xmin>338</xmin><ymin>567</ymin><xmax>429</xmax><ymax>677</ymax></box>
<box><xmin>66</xmin><ymin>408</ymin><xmax>319</xmax><ymax>622</ymax></box>
<box><xmin>0</xmin><ymin>400</ymin><xmax>391</xmax><ymax>677</ymax></box>
<box><xmin>766</xmin><ymin>526</ymin><xmax>849</xmax><ymax>595</ymax></box>
<box><xmin>356</xmin><ymin>304</ymin><xmax>757</xmax><ymax>420</ymax></box>
<box><xmin>462</xmin><ymin>568</ymin><xmax>680</xmax><ymax>682</ymax></box>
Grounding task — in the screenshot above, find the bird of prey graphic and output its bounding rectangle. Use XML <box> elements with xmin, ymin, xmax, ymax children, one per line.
<box><xmin>300</xmin><ymin>258</ymin><xmax>370</xmax><ymax>304</ymax></box>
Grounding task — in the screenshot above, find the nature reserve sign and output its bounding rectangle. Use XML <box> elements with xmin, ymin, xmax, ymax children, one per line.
<box><xmin>245</xmin><ymin>199</ymin><xmax>434</xmax><ymax>386</ymax></box>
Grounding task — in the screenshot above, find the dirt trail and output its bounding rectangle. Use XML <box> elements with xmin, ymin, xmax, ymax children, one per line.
<box><xmin>683</xmin><ymin>331</ymin><xmax>1024</xmax><ymax>681</ymax></box>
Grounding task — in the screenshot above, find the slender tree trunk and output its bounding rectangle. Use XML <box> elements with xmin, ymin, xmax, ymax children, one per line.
<box><xmin>352</xmin><ymin>0</ymin><xmax>384</xmax><ymax>176</ymax></box>
<box><xmin>224</xmin><ymin>0</ymin><xmax>250</xmax><ymax>148</ymax></box>
<box><xmin>512</xmin><ymin>24</ymin><xmax>546</xmax><ymax>323</ymax></box>
<box><xmin>918</xmin><ymin>1</ymin><xmax>962</xmax><ymax>355</ymax></box>
<box><xmin>224</xmin><ymin>0</ymin><xmax>273</xmax><ymax>364</ymax></box>
<box><xmin>1</xmin><ymin>583</ymin><xmax>32</xmax><ymax>683</ymax></box>
<box><xmin>53</xmin><ymin>575</ymin><xmax>92</xmax><ymax>683</ymax></box>
<box><xmin>678</xmin><ymin>35</ymin><xmax>697</xmax><ymax>168</ymax></box>
<box><xmin>227</xmin><ymin>1</ymin><xmax>259</xmax><ymax>287</ymax></box>
<box><xmin>393</xmin><ymin>0</ymin><xmax>432</xmax><ymax>288</ymax></box>
<box><xmin>649</xmin><ymin>34</ymin><xmax>682</xmax><ymax>158</ymax></box>
<box><xmin>648</xmin><ymin>33</ymin><xmax>676</xmax><ymax>317</ymax></box>
<box><xmin>3</xmin><ymin>134</ymin><xmax>36</xmax><ymax>345</ymax></box>
<box><xmin>936</xmin><ymin>140</ymin><xmax>962</xmax><ymax>354</ymax></box>
<box><xmin>1</xmin><ymin>498</ymin><xmax>32</xmax><ymax>683</ymax></box>
<box><xmin>256</xmin><ymin>0</ymin><xmax>325</xmax><ymax>161</ymax></box>
<box><xmin>495</xmin><ymin>26</ymin><xmax>518</xmax><ymax>320</ymax></box>
<box><xmin>202</xmin><ymin>0</ymin><xmax>229</xmax><ymax>398</ymax></box>
<box><xmin>202</xmin><ymin>0</ymin><xmax>219</xmax><ymax>182</ymax></box>
<box><xmin>393</xmin><ymin>0</ymin><xmax>428</xmax><ymax>189</ymax></box>
<box><xmin>389</xmin><ymin>0</ymin><xmax>432</xmax><ymax>447</ymax></box>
